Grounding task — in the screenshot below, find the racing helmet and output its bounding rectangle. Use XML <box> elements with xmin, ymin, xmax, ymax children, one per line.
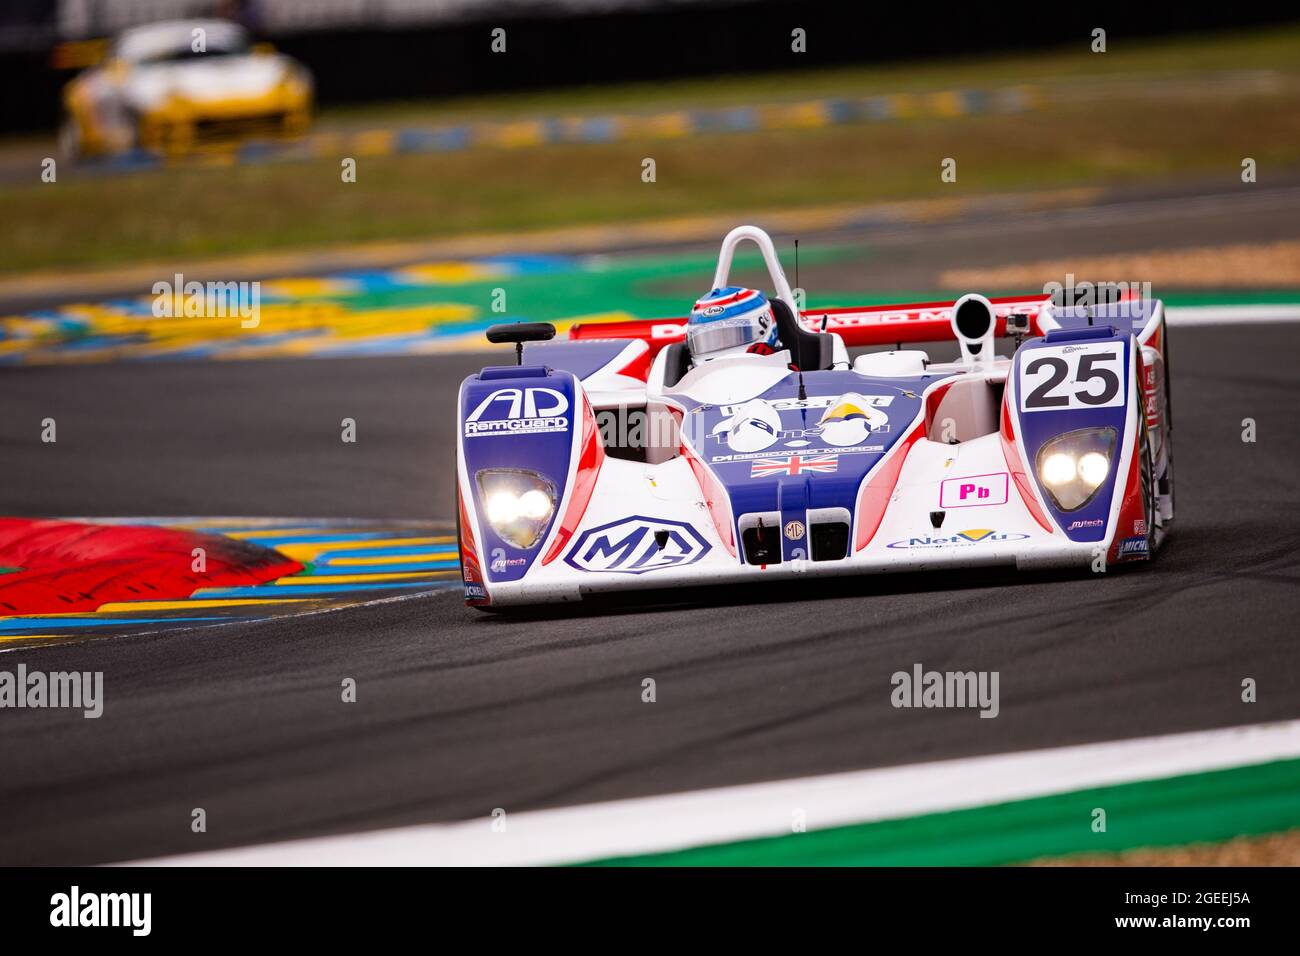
<box><xmin>687</xmin><ymin>287</ymin><xmax>779</xmax><ymax>361</ymax></box>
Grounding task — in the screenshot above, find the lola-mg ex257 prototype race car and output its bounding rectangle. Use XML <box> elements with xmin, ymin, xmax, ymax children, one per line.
<box><xmin>456</xmin><ymin>226</ymin><xmax>1173</xmax><ymax>607</ymax></box>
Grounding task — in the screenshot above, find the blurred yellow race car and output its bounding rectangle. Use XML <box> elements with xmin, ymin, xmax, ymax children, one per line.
<box><xmin>60</xmin><ymin>19</ymin><xmax>312</xmax><ymax>159</ymax></box>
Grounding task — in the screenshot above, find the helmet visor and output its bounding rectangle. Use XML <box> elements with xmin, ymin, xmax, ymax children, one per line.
<box><xmin>687</xmin><ymin>316</ymin><xmax>764</xmax><ymax>357</ymax></box>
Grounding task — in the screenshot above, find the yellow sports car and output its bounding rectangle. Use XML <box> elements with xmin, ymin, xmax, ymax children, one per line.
<box><xmin>61</xmin><ymin>19</ymin><xmax>312</xmax><ymax>159</ymax></box>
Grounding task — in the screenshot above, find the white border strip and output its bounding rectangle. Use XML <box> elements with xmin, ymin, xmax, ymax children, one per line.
<box><xmin>127</xmin><ymin>719</ymin><xmax>1300</xmax><ymax>867</ymax></box>
<box><xmin>1164</xmin><ymin>305</ymin><xmax>1300</xmax><ymax>326</ymax></box>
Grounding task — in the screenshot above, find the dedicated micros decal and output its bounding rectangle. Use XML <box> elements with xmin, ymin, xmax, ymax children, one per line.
<box><xmin>565</xmin><ymin>516</ymin><xmax>711</xmax><ymax>574</ymax></box>
<box><xmin>886</xmin><ymin>529</ymin><xmax>1030</xmax><ymax>549</ymax></box>
<box><xmin>1018</xmin><ymin>342</ymin><xmax>1125</xmax><ymax>413</ymax></box>
<box><xmin>939</xmin><ymin>473</ymin><xmax>1009</xmax><ymax>508</ymax></box>
<box><xmin>714</xmin><ymin>445</ymin><xmax>882</xmax><ymax>463</ymax></box>
<box><xmin>463</xmin><ymin>386</ymin><xmax>570</xmax><ymax>438</ymax></box>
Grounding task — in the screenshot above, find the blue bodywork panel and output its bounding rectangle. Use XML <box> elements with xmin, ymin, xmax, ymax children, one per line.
<box><xmin>459</xmin><ymin>366</ymin><xmax>579</xmax><ymax>582</ymax></box>
<box><xmin>1011</xmin><ymin>327</ymin><xmax>1134</xmax><ymax>543</ymax></box>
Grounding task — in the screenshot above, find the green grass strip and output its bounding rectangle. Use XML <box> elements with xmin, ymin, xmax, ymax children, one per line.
<box><xmin>584</xmin><ymin>756</ymin><xmax>1300</xmax><ymax>866</ymax></box>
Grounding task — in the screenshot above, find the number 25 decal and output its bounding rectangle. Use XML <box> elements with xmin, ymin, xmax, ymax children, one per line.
<box><xmin>1019</xmin><ymin>344</ymin><xmax>1125</xmax><ymax>412</ymax></box>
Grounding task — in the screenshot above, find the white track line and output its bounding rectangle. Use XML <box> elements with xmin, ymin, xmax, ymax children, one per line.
<box><xmin>126</xmin><ymin>719</ymin><xmax>1300</xmax><ymax>867</ymax></box>
<box><xmin>1164</xmin><ymin>305</ymin><xmax>1300</xmax><ymax>326</ymax></box>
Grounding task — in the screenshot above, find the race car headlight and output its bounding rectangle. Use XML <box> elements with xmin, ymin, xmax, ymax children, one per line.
<box><xmin>1035</xmin><ymin>427</ymin><xmax>1117</xmax><ymax>511</ymax></box>
<box><xmin>476</xmin><ymin>469</ymin><xmax>556</xmax><ymax>549</ymax></box>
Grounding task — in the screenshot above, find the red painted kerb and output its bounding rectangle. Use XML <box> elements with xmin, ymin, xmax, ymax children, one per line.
<box><xmin>0</xmin><ymin>519</ymin><xmax>303</xmax><ymax>615</ymax></box>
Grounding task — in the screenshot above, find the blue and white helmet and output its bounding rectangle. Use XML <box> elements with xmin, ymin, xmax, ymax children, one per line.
<box><xmin>687</xmin><ymin>287</ymin><xmax>779</xmax><ymax>361</ymax></box>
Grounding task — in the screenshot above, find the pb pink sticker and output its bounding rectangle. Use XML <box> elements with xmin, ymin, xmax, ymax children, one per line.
<box><xmin>940</xmin><ymin>472</ymin><xmax>1009</xmax><ymax>509</ymax></box>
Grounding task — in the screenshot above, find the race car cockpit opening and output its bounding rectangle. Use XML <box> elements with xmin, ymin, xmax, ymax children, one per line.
<box><xmin>770</xmin><ymin>298</ymin><xmax>834</xmax><ymax>372</ymax></box>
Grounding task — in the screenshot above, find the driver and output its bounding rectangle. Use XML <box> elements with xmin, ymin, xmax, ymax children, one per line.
<box><xmin>687</xmin><ymin>286</ymin><xmax>781</xmax><ymax>363</ymax></box>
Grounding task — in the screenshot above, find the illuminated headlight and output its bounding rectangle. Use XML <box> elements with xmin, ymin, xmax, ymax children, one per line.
<box><xmin>476</xmin><ymin>469</ymin><xmax>556</xmax><ymax>549</ymax></box>
<box><xmin>1035</xmin><ymin>427</ymin><xmax>1117</xmax><ymax>511</ymax></box>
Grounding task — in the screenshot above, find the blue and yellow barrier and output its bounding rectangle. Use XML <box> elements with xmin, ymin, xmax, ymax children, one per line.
<box><xmin>80</xmin><ymin>83</ymin><xmax>1043</xmax><ymax>174</ymax></box>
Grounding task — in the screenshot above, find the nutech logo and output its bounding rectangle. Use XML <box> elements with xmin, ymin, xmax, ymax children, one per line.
<box><xmin>464</xmin><ymin>386</ymin><xmax>570</xmax><ymax>438</ymax></box>
<box><xmin>565</xmin><ymin>516</ymin><xmax>711</xmax><ymax>574</ymax></box>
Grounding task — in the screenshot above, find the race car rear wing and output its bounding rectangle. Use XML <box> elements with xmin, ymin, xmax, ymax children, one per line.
<box><xmin>568</xmin><ymin>294</ymin><xmax>1055</xmax><ymax>355</ymax></box>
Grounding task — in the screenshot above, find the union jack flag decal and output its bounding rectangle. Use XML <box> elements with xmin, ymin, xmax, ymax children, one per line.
<box><xmin>750</xmin><ymin>454</ymin><xmax>839</xmax><ymax>478</ymax></box>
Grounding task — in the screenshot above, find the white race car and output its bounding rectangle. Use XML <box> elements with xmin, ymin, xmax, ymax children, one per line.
<box><xmin>61</xmin><ymin>19</ymin><xmax>312</xmax><ymax>159</ymax></box>
<box><xmin>456</xmin><ymin>226</ymin><xmax>1174</xmax><ymax>607</ymax></box>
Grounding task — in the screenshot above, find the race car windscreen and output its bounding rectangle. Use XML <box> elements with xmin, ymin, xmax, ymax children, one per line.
<box><xmin>115</xmin><ymin>25</ymin><xmax>252</xmax><ymax>64</ymax></box>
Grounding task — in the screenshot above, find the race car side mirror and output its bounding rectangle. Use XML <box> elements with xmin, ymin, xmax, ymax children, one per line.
<box><xmin>486</xmin><ymin>322</ymin><xmax>556</xmax><ymax>365</ymax></box>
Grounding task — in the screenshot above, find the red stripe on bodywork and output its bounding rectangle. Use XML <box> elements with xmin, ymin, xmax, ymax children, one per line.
<box><xmin>1108</xmin><ymin>432</ymin><xmax>1146</xmax><ymax>565</ymax></box>
<box><xmin>542</xmin><ymin>394</ymin><xmax>605</xmax><ymax>565</ymax></box>
<box><xmin>1143</xmin><ymin>321</ymin><xmax>1163</xmax><ymax>352</ymax></box>
<box><xmin>923</xmin><ymin>380</ymin><xmax>955</xmax><ymax>432</ymax></box>
<box><xmin>1110</xmin><ymin>352</ymin><xmax>1150</xmax><ymax>564</ymax></box>
<box><xmin>854</xmin><ymin>422</ymin><xmax>925</xmax><ymax>552</ymax></box>
<box><xmin>680</xmin><ymin>432</ymin><xmax>737</xmax><ymax>558</ymax></box>
<box><xmin>615</xmin><ymin>340</ymin><xmax>654</xmax><ymax>383</ymax></box>
<box><xmin>457</xmin><ymin>487</ymin><xmax>490</xmax><ymax>605</ymax></box>
<box><xmin>999</xmin><ymin>402</ymin><xmax>1053</xmax><ymax>533</ymax></box>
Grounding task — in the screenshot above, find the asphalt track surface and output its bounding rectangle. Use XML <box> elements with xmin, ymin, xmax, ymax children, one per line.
<box><xmin>2</xmin><ymin>183</ymin><xmax>1299</xmax><ymax>865</ymax></box>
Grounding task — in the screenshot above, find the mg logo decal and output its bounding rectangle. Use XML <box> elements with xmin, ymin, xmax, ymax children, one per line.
<box><xmin>565</xmin><ymin>516</ymin><xmax>711</xmax><ymax>574</ymax></box>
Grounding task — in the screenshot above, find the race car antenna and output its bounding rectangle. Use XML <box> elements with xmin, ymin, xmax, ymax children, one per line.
<box><xmin>791</xmin><ymin>239</ymin><xmax>808</xmax><ymax>400</ymax></box>
<box><xmin>794</xmin><ymin>239</ymin><xmax>799</xmax><ymax>299</ymax></box>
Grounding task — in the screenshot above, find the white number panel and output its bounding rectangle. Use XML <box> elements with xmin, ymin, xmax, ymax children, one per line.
<box><xmin>1018</xmin><ymin>343</ymin><xmax>1125</xmax><ymax>413</ymax></box>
